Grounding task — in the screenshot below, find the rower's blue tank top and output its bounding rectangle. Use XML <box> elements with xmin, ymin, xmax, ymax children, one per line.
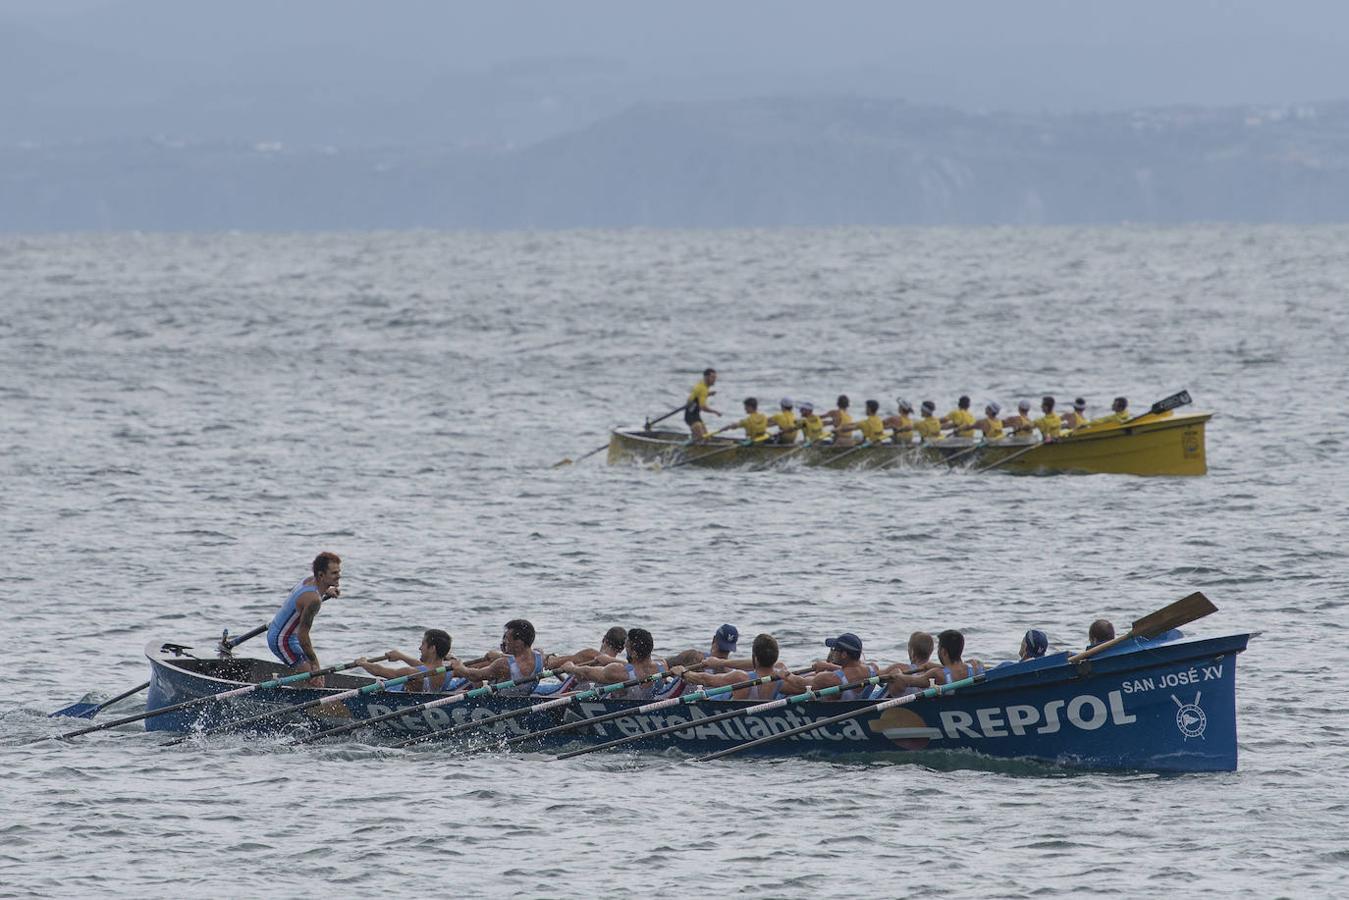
<box><xmin>739</xmin><ymin>673</ymin><xmax>782</xmax><ymax>701</ymax></box>
<box><xmin>941</xmin><ymin>661</ymin><xmax>984</xmax><ymax>684</ymax></box>
<box><xmin>834</xmin><ymin>663</ymin><xmax>879</xmax><ymax>700</ymax></box>
<box><xmin>618</xmin><ymin>661</ymin><xmax>670</xmax><ymax>700</ymax></box>
<box><xmin>494</xmin><ymin>650</ymin><xmax>544</xmax><ymax>696</ymax></box>
<box><xmin>267</xmin><ymin>579</ymin><xmax>317</xmax><ymax>661</ymax></box>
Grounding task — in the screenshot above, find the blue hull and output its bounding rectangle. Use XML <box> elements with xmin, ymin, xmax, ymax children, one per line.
<box><xmin>145</xmin><ymin>633</ymin><xmax>1248</xmax><ymax>772</ymax></box>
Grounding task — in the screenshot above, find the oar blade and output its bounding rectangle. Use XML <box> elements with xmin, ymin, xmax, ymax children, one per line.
<box><xmin>550</xmin><ymin>458</ymin><xmax>574</xmax><ymax>468</ymax></box>
<box><xmin>1150</xmin><ymin>389</ymin><xmax>1193</xmax><ymax>415</ymax></box>
<box><xmin>1130</xmin><ymin>591</ymin><xmax>1216</xmax><ymax>639</ymax></box>
<box><xmin>49</xmin><ymin>702</ymin><xmax>101</xmax><ymax>719</ymax></box>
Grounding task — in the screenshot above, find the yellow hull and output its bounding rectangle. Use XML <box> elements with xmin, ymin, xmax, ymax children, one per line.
<box><xmin>606</xmin><ymin>411</ymin><xmax>1210</xmax><ymax>476</ymax></box>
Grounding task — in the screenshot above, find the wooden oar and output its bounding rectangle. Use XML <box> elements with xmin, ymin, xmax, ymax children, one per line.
<box><xmin>50</xmin><ymin>680</ymin><xmax>151</xmax><ymax>720</ymax></box>
<box><xmin>1068</xmin><ymin>590</ymin><xmax>1215</xmax><ymax>666</ymax></box>
<box><xmin>552</xmin><ymin>403</ymin><xmax>686</xmax><ymax>467</ymax></box>
<box><xmin>296</xmin><ymin>665</ymin><xmax>567</xmax><ymax>746</ymax></box>
<box><xmin>695</xmin><ymin>671</ymin><xmax>981</xmax><ymax>762</ymax></box>
<box><xmin>554</xmin><ymin>671</ymin><xmax>888</xmax><ymax>760</ymax></box>
<box><xmin>503</xmin><ymin>666</ymin><xmax>813</xmax><ymax>748</ymax></box>
<box><xmin>160</xmin><ymin>657</ymin><xmax>437</xmax><ymax>746</ymax></box>
<box><xmin>387</xmin><ymin>662</ymin><xmax>712</xmax><ymax>749</ymax></box>
<box><xmin>696</xmin><ymin>590</ymin><xmax>1218</xmax><ymax>762</ymax></box>
<box><xmin>58</xmin><ymin>654</ymin><xmax>390</xmax><ymax>739</ymax></box>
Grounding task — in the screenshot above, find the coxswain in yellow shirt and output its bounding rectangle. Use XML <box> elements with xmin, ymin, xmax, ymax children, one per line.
<box><xmin>836</xmin><ymin>399</ymin><xmax>886</xmax><ymax>444</ymax></box>
<box><xmin>821</xmin><ymin>394</ymin><xmax>854</xmax><ymax>446</ymax></box>
<box><xmin>797</xmin><ymin>401</ymin><xmax>827</xmax><ymax>443</ymax></box>
<box><xmin>974</xmin><ymin>401</ymin><xmax>1006</xmax><ymax>441</ymax></box>
<box><xmin>940</xmin><ymin>395</ymin><xmax>978</xmax><ymax>437</ymax></box>
<box><xmin>769</xmin><ymin>398</ymin><xmax>800</xmax><ymax>445</ymax></box>
<box><xmin>684</xmin><ymin>367</ymin><xmax>722</xmax><ymax>441</ymax></box>
<box><xmin>1001</xmin><ymin>400</ymin><xmax>1036</xmax><ymax>439</ymax></box>
<box><xmin>728</xmin><ymin>397</ymin><xmax>770</xmax><ymax>442</ymax></box>
<box><xmin>883</xmin><ymin>398</ymin><xmax>916</xmax><ymax>444</ymax></box>
<box><xmin>1032</xmin><ymin>396</ymin><xmax>1064</xmax><ymax>441</ymax></box>
<box><xmin>1088</xmin><ymin>396</ymin><xmax>1130</xmax><ymax>426</ymax></box>
<box><xmin>1060</xmin><ymin>397</ymin><xmax>1089</xmax><ymax>431</ymax></box>
<box><xmin>914</xmin><ymin>400</ymin><xmax>944</xmax><ymax>442</ymax></box>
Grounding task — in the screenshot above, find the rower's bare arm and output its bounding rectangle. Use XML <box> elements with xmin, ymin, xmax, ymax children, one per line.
<box><xmin>296</xmin><ymin>595</ymin><xmax>321</xmax><ymax>669</ymax></box>
<box><xmin>453</xmin><ymin>658</ymin><xmax>509</xmax><ymax>682</ymax></box>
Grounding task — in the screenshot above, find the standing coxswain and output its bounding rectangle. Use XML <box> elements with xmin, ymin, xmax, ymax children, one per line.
<box><xmin>685</xmin><ymin>368</ymin><xmax>722</xmax><ymax>441</ymax></box>
<box><xmin>266</xmin><ymin>551</ymin><xmax>342</xmax><ymax>686</ymax></box>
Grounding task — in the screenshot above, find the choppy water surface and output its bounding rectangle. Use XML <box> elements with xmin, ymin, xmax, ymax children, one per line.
<box><xmin>1</xmin><ymin>227</ymin><xmax>1346</xmax><ymax>898</ymax></box>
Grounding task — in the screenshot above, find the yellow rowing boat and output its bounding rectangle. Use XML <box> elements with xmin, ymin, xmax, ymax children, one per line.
<box><xmin>607</xmin><ymin>410</ymin><xmax>1210</xmax><ymax>476</ymax></box>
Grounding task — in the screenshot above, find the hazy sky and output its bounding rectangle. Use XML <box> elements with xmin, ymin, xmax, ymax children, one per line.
<box><xmin>5</xmin><ymin>0</ymin><xmax>1349</xmax><ymax>145</ymax></box>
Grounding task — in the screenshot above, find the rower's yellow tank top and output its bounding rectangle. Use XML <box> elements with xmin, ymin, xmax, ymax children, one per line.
<box><xmin>738</xmin><ymin>411</ymin><xmax>769</xmax><ymax>439</ymax></box>
<box><xmin>1034</xmin><ymin>412</ymin><xmax>1063</xmax><ymax>439</ymax></box>
<box><xmin>982</xmin><ymin>417</ymin><xmax>1005</xmax><ymax>440</ymax></box>
<box><xmin>801</xmin><ymin>414</ymin><xmax>826</xmax><ymax>441</ymax></box>
<box><xmin>915</xmin><ymin>415</ymin><xmax>943</xmax><ymax>441</ymax></box>
<box><xmin>947</xmin><ymin>408</ymin><xmax>976</xmax><ymax>432</ymax></box>
<box><xmin>859</xmin><ymin>415</ymin><xmax>885</xmax><ymax>443</ymax></box>
<box><xmin>889</xmin><ymin>414</ymin><xmax>913</xmax><ymax>442</ymax></box>
<box><xmin>770</xmin><ymin>411</ymin><xmax>798</xmax><ymax>435</ymax></box>
<box><xmin>688</xmin><ymin>380</ymin><xmax>709</xmax><ymax>407</ymax></box>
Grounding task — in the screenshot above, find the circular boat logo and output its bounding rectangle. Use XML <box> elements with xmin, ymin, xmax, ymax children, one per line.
<box><xmin>869</xmin><ymin>707</ymin><xmax>942</xmax><ymax>750</ymax></box>
<box><xmin>1182</xmin><ymin>429</ymin><xmax>1201</xmax><ymax>458</ymax></box>
<box><xmin>1172</xmin><ymin>692</ymin><xmax>1206</xmax><ymax>740</ymax></box>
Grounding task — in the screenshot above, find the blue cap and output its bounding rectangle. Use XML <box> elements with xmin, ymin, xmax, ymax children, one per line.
<box><xmin>824</xmin><ymin>633</ymin><xmax>863</xmax><ymax>655</ymax></box>
<box><xmin>1023</xmin><ymin>629</ymin><xmax>1049</xmax><ymax>659</ymax></box>
<box><xmin>713</xmin><ymin>624</ymin><xmax>739</xmax><ymax>652</ymax></box>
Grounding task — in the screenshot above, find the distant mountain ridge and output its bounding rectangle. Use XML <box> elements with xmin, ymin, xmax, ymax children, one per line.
<box><xmin>4</xmin><ymin>96</ymin><xmax>1349</xmax><ymax>230</ymax></box>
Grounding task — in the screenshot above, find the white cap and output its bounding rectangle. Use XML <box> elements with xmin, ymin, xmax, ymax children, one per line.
<box><xmin>1018</xmin><ymin>399</ymin><xmax>1031</xmax><ymax>412</ymax></box>
<box><xmin>799</xmin><ymin>400</ymin><xmax>814</xmax><ymax>411</ymax></box>
<box><xmin>897</xmin><ymin>397</ymin><xmax>913</xmax><ymax>412</ymax></box>
<box><xmin>780</xmin><ymin>397</ymin><xmax>793</xmax><ymax>408</ymax></box>
<box><xmin>986</xmin><ymin>401</ymin><xmax>1001</xmax><ymax>415</ymax></box>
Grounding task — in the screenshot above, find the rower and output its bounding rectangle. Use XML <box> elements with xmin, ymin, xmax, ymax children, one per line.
<box><xmin>1033</xmin><ymin>395</ymin><xmax>1064</xmax><ymax>440</ymax></box>
<box><xmin>266</xmin><ymin>551</ymin><xmax>342</xmax><ymax>687</ymax></box>
<box><xmin>836</xmin><ymin>399</ymin><xmax>886</xmax><ymax>444</ymax></box>
<box><xmin>1089</xmin><ymin>396</ymin><xmax>1130</xmax><ymax>426</ymax></box>
<box><xmin>559</xmin><ymin>628</ymin><xmax>675</xmax><ymax>701</ymax></box>
<box><xmin>803</xmin><ymin>633</ymin><xmax>880</xmax><ymax>701</ymax></box>
<box><xmin>941</xmin><ymin>395</ymin><xmax>978</xmax><ymax>437</ymax></box>
<box><xmin>1061</xmin><ymin>397</ymin><xmax>1089</xmax><ymax>430</ymax></box>
<box><xmin>665</xmin><ymin>623</ymin><xmax>741</xmax><ymax>668</ymax></box>
<box><xmin>355</xmin><ymin>629</ymin><xmax>456</xmax><ymax>692</ymax></box>
<box><xmin>883</xmin><ymin>398</ymin><xmax>915</xmax><ymax>444</ymax></box>
<box><xmin>1088</xmin><ymin>619</ymin><xmax>1116</xmax><ymax>648</ymax></box>
<box><xmin>1001</xmin><ymin>400</ymin><xmax>1036</xmax><ymax>440</ymax></box>
<box><xmin>769</xmin><ymin>398</ymin><xmax>800</xmax><ymax>445</ymax></box>
<box><xmin>880</xmin><ymin>631</ymin><xmax>935</xmax><ymax>698</ymax></box>
<box><xmin>914</xmin><ymin>401</ymin><xmax>943</xmax><ymax>443</ymax></box>
<box><xmin>821</xmin><ymin>395</ymin><xmax>854</xmax><ymax>446</ymax></box>
<box><xmin>1022</xmin><ymin>628</ymin><xmax>1049</xmax><ymax>660</ymax></box>
<box><xmin>674</xmin><ymin>633</ymin><xmax>787</xmax><ymax>701</ymax></box>
<box><xmin>973</xmin><ymin>401</ymin><xmax>1005</xmax><ymax>441</ymax></box>
<box><xmin>545</xmin><ymin>625</ymin><xmax>627</xmax><ymax>669</ymax></box>
<box><xmin>890</xmin><ymin>629</ymin><xmax>984</xmax><ymax>692</ymax></box>
<box><xmin>684</xmin><ymin>367</ymin><xmax>722</xmax><ymax>441</ymax></box>
<box><xmin>450</xmin><ymin>619</ymin><xmax>546</xmax><ymax>696</ymax></box>
<box><xmin>726</xmin><ymin>397</ymin><xmax>770</xmax><ymax>442</ymax></box>
<box><xmin>797</xmin><ymin>401</ymin><xmax>827</xmax><ymax>443</ymax></box>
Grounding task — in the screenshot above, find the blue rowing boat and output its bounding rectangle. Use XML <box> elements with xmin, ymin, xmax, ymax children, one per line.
<box><xmin>144</xmin><ymin>632</ymin><xmax>1249</xmax><ymax>772</ymax></box>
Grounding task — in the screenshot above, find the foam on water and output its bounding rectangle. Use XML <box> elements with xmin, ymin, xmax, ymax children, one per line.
<box><xmin>1</xmin><ymin>227</ymin><xmax>1346</xmax><ymax>897</ymax></box>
